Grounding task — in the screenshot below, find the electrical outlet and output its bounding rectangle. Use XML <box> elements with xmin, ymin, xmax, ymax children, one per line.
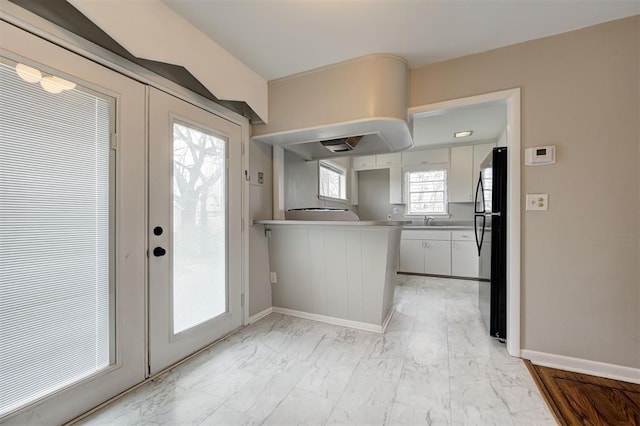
<box><xmin>269</xmin><ymin>272</ymin><xmax>277</xmax><ymax>284</ymax></box>
<box><xmin>258</xmin><ymin>172</ymin><xmax>264</xmax><ymax>184</ymax></box>
<box><xmin>526</xmin><ymin>193</ymin><xmax>548</xmax><ymax>211</ymax></box>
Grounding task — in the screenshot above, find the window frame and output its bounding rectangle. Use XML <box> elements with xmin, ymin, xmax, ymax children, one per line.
<box><xmin>318</xmin><ymin>160</ymin><xmax>348</xmax><ymax>202</ymax></box>
<box><xmin>404</xmin><ymin>167</ymin><xmax>449</xmax><ymax>217</ymax></box>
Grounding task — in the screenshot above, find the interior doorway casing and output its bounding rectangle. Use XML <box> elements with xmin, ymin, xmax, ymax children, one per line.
<box><xmin>409</xmin><ymin>88</ymin><xmax>522</xmax><ymax>357</ymax></box>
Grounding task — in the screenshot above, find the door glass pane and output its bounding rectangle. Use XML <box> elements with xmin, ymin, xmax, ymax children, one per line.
<box><xmin>0</xmin><ymin>60</ymin><xmax>112</xmax><ymax>416</ymax></box>
<box><xmin>172</xmin><ymin>121</ymin><xmax>227</xmax><ymax>334</ymax></box>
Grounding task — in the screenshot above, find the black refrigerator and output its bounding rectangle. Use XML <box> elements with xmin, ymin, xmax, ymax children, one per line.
<box><xmin>474</xmin><ymin>147</ymin><xmax>507</xmax><ymax>341</ymax></box>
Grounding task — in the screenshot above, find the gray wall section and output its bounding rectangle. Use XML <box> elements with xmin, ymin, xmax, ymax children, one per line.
<box><xmin>356</xmin><ymin>168</ymin><xmax>475</xmax><ymax>222</ymax></box>
<box><xmin>284</xmin><ymin>150</ymin><xmax>353</xmax><ymax>211</ymax></box>
<box><xmin>248</xmin><ymin>140</ymin><xmax>273</xmax><ymax>316</ymax></box>
<box><xmin>356</xmin><ymin>169</ymin><xmax>390</xmax><ymax>220</ymax></box>
<box><xmin>411</xmin><ymin>16</ymin><xmax>640</xmax><ymax>368</ymax></box>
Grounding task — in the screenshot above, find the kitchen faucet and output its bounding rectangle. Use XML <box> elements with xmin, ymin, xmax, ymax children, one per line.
<box><xmin>424</xmin><ymin>216</ymin><xmax>434</xmax><ymax>226</ymax></box>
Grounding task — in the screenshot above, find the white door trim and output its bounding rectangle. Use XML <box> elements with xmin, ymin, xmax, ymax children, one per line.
<box><xmin>409</xmin><ymin>88</ymin><xmax>522</xmax><ymax>357</ymax></box>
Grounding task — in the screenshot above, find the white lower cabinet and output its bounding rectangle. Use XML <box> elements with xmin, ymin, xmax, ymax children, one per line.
<box><xmin>400</xmin><ymin>229</ymin><xmax>479</xmax><ymax>278</ymax></box>
<box><xmin>424</xmin><ymin>240</ymin><xmax>452</xmax><ymax>275</ymax></box>
<box><xmin>399</xmin><ymin>230</ymin><xmax>451</xmax><ymax>275</ymax></box>
<box><xmin>451</xmin><ymin>230</ymin><xmax>479</xmax><ymax>278</ymax></box>
<box><xmin>399</xmin><ymin>239</ymin><xmax>425</xmax><ymax>273</ymax></box>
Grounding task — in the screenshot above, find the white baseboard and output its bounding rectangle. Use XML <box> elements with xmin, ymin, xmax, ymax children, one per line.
<box><xmin>248</xmin><ymin>307</ymin><xmax>273</xmax><ymax>324</ymax></box>
<box><xmin>521</xmin><ymin>349</ymin><xmax>640</xmax><ymax>384</ymax></box>
<box><xmin>272</xmin><ymin>307</ymin><xmax>395</xmax><ymax>334</ymax></box>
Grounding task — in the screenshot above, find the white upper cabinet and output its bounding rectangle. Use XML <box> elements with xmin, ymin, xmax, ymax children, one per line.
<box><xmin>449</xmin><ymin>143</ymin><xmax>496</xmax><ymax>203</ymax></box>
<box><xmin>449</xmin><ymin>145</ymin><xmax>474</xmax><ymax>202</ymax></box>
<box><xmin>401</xmin><ymin>147</ymin><xmax>449</xmax><ymax>166</ymax></box>
<box><xmin>352</xmin><ymin>155</ymin><xmax>377</xmax><ymax>170</ymax></box>
<box><xmin>376</xmin><ymin>153</ymin><xmax>402</xmax><ymax>167</ymax></box>
<box><xmin>352</xmin><ymin>153</ymin><xmax>402</xmax><ymax>170</ymax></box>
<box><xmin>473</xmin><ymin>143</ymin><xmax>496</xmax><ymax>186</ymax></box>
<box><xmin>389</xmin><ymin>167</ymin><xmax>402</xmax><ymax>204</ymax></box>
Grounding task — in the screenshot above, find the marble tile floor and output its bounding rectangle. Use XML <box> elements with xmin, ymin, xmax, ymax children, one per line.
<box><xmin>78</xmin><ymin>275</ymin><xmax>555</xmax><ymax>425</ymax></box>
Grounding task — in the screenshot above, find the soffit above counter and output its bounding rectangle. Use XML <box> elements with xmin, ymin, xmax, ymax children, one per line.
<box><xmin>252</xmin><ymin>54</ymin><xmax>413</xmax><ymax>160</ymax></box>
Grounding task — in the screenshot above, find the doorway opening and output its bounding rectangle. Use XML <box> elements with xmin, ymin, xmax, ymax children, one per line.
<box><xmin>408</xmin><ymin>88</ymin><xmax>522</xmax><ymax>357</ymax></box>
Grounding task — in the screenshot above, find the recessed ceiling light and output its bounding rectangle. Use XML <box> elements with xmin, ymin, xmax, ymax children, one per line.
<box><xmin>454</xmin><ymin>130</ymin><xmax>473</xmax><ymax>138</ymax></box>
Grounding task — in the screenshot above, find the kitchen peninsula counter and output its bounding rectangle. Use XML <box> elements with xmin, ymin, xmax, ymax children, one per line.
<box><xmin>255</xmin><ymin>220</ymin><xmax>407</xmax><ymax>226</ymax></box>
<box><xmin>254</xmin><ymin>219</ymin><xmax>404</xmax><ymax>332</ymax></box>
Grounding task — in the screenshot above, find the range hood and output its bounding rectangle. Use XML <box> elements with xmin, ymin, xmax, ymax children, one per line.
<box><xmin>321</xmin><ymin>136</ymin><xmax>362</xmax><ymax>153</ymax></box>
<box><xmin>251</xmin><ymin>54</ymin><xmax>413</xmax><ymax>160</ymax></box>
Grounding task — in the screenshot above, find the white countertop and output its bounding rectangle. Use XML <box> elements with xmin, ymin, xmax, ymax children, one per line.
<box><xmin>254</xmin><ymin>220</ymin><xmax>409</xmax><ymax>227</ymax></box>
<box><xmin>403</xmin><ymin>225</ymin><xmax>474</xmax><ymax>230</ymax></box>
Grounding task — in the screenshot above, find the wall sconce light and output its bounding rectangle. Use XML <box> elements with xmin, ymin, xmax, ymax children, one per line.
<box><xmin>15</xmin><ymin>63</ymin><xmax>76</xmax><ymax>93</ymax></box>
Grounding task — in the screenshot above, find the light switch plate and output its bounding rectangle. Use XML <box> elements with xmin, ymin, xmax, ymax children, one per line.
<box><xmin>526</xmin><ymin>193</ymin><xmax>548</xmax><ymax>211</ymax></box>
<box><xmin>269</xmin><ymin>272</ymin><xmax>277</xmax><ymax>284</ymax></box>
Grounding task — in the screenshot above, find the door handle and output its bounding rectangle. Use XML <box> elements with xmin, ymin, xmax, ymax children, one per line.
<box><xmin>153</xmin><ymin>247</ymin><xmax>166</xmax><ymax>257</ymax></box>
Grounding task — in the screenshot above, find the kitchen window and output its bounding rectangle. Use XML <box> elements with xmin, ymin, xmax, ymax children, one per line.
<box><xmin>318</xmin><ymin>160</ymin><xmax>347</xmax><ymax>201</ymax></box>
<box><xmin>406</xmin><ymin>169</ymin><xmax>447</xmax><ymax>215</ymax></box>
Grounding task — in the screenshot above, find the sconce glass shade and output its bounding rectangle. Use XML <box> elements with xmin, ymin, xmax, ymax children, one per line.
<box><xmin>51</xmin><ymin>76</ymin><xmax>76</xmax><ymax>91</ymax></box>
<box><xmin>40</xmin><ymin>76</ymin><xmax>65</xmax><ymax>94</ymax></box>
<box><xmin>15</xmin><ymin>63</ymin><xmax>42</xmax><ymax>83</ymax></box>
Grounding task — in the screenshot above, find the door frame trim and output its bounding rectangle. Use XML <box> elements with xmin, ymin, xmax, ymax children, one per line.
<box><xmin>408</xmin><ymin>87</ymin><xmax>522</xmax><ymax>357</ymax></box>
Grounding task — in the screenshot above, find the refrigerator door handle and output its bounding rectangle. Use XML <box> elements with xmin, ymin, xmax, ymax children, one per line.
<box><xmin>474</xmin><ymin>214</ymin><xmax>485</xmax><ymax>256</ymax></box>
<box><xmin>474</xmin><ymin>173</ymin><xmax>484</xmax><ymax>214</ymax></box>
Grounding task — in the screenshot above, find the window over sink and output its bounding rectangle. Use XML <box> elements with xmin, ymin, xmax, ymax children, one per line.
<box><xmin>406</xmin><ymin>169</ymin><xmax>447</xmax><ymax>215</ymax></box>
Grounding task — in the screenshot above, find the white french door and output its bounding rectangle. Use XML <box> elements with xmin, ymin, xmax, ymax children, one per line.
<box><xmin>148</xmin><ymin>87</ymin><xmax>243</xmax><ymax>374</ymax></box>
<box><xmin>1</xmin><ymin>20</ymin><xmax>244</xmax><ymax>424</ymax></box>
<box><xmin>0</xmin><ymin>22</ymin><xmax>146</xmax><ymax>425</ymax></box>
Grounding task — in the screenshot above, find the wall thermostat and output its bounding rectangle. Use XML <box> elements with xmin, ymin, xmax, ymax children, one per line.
<box><xmin>525</xmin><ymin>146</ymin><xmax>556</xmax><ymax>166</ymax></box>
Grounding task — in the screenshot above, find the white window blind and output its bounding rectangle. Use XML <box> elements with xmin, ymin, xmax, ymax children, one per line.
<box><xmin>0</xmin><ymin>60</ymin><xmax>113</xmax><ymax>416</ymax></box>
<box><xmin>319</xmin><ymin>161</ymin><xmax>346</xmax><ymax>201</ymax></box>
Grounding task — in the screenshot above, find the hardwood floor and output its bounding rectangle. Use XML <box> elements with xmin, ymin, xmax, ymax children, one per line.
<box><xmin>526</xmin><ymin>361</ymin><xmax>640</xmax><ymax>425</ymax></box>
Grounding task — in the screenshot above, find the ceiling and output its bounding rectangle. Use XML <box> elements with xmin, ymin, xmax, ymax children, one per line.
<box><xmin>162</xmin><ymin>0</ymin><xmax>639</xmax><ymax>81</ymax></box>
<box><xmin>412</xmin><ymin>101</ymin><xmax>507</xmax><ymax>148</ymax></box>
